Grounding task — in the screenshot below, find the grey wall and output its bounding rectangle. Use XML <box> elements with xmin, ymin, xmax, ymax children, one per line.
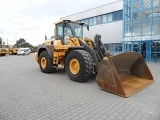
<box><xmin>83</xmin><ymin>21</ymin><xmax>122</xmax><ymax>43</ymax></box>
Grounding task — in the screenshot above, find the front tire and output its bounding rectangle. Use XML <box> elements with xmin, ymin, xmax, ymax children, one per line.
<box><xmin>39</xmin><ymin>51</ymin><xmax>55</xmax><ymax>73</ymax></box>
<box><xmin>65</xmin><ymin>50</ymin><xmax>94</xmax><ymax>82</ymax></box>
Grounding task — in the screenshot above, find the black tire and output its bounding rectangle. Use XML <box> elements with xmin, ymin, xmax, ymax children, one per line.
<box><xmin>65</xmin><ymin>50</ymin><xmax>94</xmax><ymax>82</ymax></box>
<box><xmin>39</xmin><ymin>51</ymin><xmax>55</xmax><ymax>73</ymax></box>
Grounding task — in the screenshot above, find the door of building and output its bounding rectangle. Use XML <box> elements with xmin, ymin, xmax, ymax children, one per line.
<box><xmin>141</xmin><ymin>41</ymin><xmax>151</xmax><ymax>61</ymax></box>
<box><xmin>123</xmin><ymin>41</ymin><xmax>151</xmax><ymax>61</ymax></box>
<box><xmin>133</xmin><ymin>42</ymin><xmax>141</xmax><ymax>54</ymax></box>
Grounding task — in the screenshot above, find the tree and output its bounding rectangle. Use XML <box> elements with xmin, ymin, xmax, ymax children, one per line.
<box><xmin>15</xmin><ymin>38</ymin><xmax>34</xmax><ymax>50</ymax></box>
<box><xmin>30</xmin><ymin>46</ymin><xmax>38</xmax><ymax>53</ymax></box>
<box><xmin>0</xmin><ymin>37</ymin><xmax>5</xmax><ymax>45</ymax></box>
<box><xmin>0</xmin><ymin>37</ymin><xmax>2</xmax><ymax>45</ymax></box>
<box><xmin>15</xmin><ymin>38</ymin><xmax>26</xmax><ymax>47</ymax></box>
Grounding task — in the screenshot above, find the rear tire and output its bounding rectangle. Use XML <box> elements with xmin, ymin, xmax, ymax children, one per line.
<box><xmin>65</xmin><ymin>50</ymin><xmax>94</xmax><ymax>82</ymax></box>
<box><xmin>39</xmin><ymin>51</ymin><xmax>55</xmax><ymax>73</ymax></box>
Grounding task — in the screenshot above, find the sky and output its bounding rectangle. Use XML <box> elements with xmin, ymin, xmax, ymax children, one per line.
<box><xmin>0</xmin><ymin>0</ymin><xmax>118</xmax><ymax>46</ymax></box>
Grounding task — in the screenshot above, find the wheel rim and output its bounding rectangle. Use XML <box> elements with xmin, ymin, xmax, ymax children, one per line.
<box><xmin>41</xmin><ymin>57</ymin><xmax>46</xmax><ymax>68</ymax></box>
<box><xmin>69</xmin><ymin>58</ymin><xmax>80</xmax><ymax>74</ymax></box>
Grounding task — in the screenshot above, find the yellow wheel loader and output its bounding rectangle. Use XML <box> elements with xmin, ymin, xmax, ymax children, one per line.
<box><xmin>9</xmin><ymin>48</ymin><xmax>19</xmax><ymax>55</ymax></box>
<box><xmin>0</xmin><ymin>48</ymin><xmax>9</xmax><ymax>56</ymax></box>
<box><xmin>34</xmin><ymin>20</ymin><xmax>154</xmax><ymax>97</ymax></box>
<box><xmin>0</xmin><ymin>45</ymin><xmax>10</xmax><ymax>56</ymax></box>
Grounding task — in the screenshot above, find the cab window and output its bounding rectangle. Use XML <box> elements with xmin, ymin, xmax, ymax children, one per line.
<box><xmin>56</xmin><ymin>23</ymin><xmax>63</xmax><ymax>40</ymax></box>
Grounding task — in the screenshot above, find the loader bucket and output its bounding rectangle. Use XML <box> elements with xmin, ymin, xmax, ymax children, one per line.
<box><xmin>96</xmin><ymin>52</ymin><xmax>154</xmax><ymax>98</ymax></box>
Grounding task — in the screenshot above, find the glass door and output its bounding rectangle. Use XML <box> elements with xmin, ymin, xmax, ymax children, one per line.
<box><xmin>133</xmin><ymin>42</ymin><xmax>141</xmax><ymax>54</ymax></box>
<box><xmin>141</xmin><ymin>41</ymin><xmax>151</xmax><ymax>61</ymax></box>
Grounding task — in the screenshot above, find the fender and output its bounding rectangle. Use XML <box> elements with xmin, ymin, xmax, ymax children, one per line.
<box><xmin>64</xmin><ymin>46</ymin><xmax>84</xmax><ymax>58</ymax></box>
<box><xmin>38</xmin><ymin>45</ymin><xmax>54</xmax><ymax>60</ymax></box>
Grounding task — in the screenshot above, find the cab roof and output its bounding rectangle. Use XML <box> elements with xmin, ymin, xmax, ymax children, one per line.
<box><xmin>53</xmin><ymin>20</ymin><xmax>83</xmax><ymax>25</ymax></box>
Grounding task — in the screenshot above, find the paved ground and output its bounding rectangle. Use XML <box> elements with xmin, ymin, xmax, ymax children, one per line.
<box><xmin>0</xmin><ymin>53</ymin><xmax>160</xmax><ymax>120</ymax></box>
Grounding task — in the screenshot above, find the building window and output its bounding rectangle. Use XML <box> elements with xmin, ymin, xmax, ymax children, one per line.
<box><xmin>84</xmin><ymin>19</ymin><xmax>89</xmax><ymax>25</ymax></box>
<box><xmin>108</xmin><ymin>44</ymin><xmax>112</xmax><ymax>51</ymax></box>
<box><xmin>153</xmin><ymin>7</ymin><xmax>160</xmax><ymax>17</ymax></box>
<box><xmin>153</xmin><ymin>0</ymin><xmax>160</xmax><ymax>7</ymax></box>
<box><xmin>113</xmin><ymin>10</ymin><xmax>123</xmax><ymax>21</ymax></box>
<box><xmin>102</xmin><ymin>14</ymin><xmax>107</xmax><ymax>23</ymax></box>
<box><xmin>152</xmin><ymin>17</ymin><xmax>160</xmax><ymax>35</ymax></box>
<box><xmin>93</xmin><ymin>17</ymin><xmax>97</xmax><ymax>25</ymax></box>
<box><xmin>125</xmin><ymin>22</ymin><xmax>132</xmax><ymax>37</ymax></box>
<box><xmin>104</xmin><ymin>43</ymin><xmax>122</xmax><ymax>52</ymax></box>
<box><xmin>133</xmin><ymin>0</ymin><xmax>141</xmax><ymax>11</ymax></box>
<box><xmin>113</xmin><ymin>11</ymin><xmax>119</xmax><ymax>21</ymax></box>
<box><xmin>152</xmin><ymin>41</ymin><xmax>160</xmax><ymax>52</ymax></box>
<box><xmin>133</xmin><ymin>21</ymin><xmax>141</xmax><ymax>36</ymax></box>
<box><xmin>108</xmin><ymin>13</ymin><xmax>112</xmax><ymax>22</ymax></box>
<box><xmin>89</xmin><ymin>18</ymin><xmax>93</xmax><ymax>26</ymax></box>
<box><xmin>124</xmin><ymin>5</ymin><xmax>131</xmax><ymax>21</ymax></box>
<box><xmin>142</xmin><ymin>9</ymin><xmax>152</xmax><ymax>19</ymax></box>
<box><xmin>142</xmin><ymin>19</ymin><xmax>151</xmax><ymax>36</ymax></box>
<box><xmin>119</xmin><ymin>10</ymin><xmax>123</xmax><ymax>20</ymax></box>
<box><xmin>112</xmin><ymin>44</ymin><xmax>117</xmax><ymax>51</ymax></box>
<box><xmin>96</xmin><ymin>15</ymin><xmax>102</xmax><ymax>24</ymax></box>
<box><xmin>78</xmin><ymin>10</ymin><xmax>123</xmax><ymax>26</ymax></box>
<box><xmin>103</xmin><ymin>44</ymin><xmax>108</xmax><ymax>50</ymax></box>
<box><xmin>143</xmin><ymin>0</ymin><xmax>151</xmax><ymax>8</ymax></box>
<box><xmin>117</xmin><ymin>43</ymin><xmax>122</xmax><ymax>51</ymax></box>
<box><xmin>133</xmin><ymin>11</ymin><xmax>141</xmax><ymax>20</ymax></box>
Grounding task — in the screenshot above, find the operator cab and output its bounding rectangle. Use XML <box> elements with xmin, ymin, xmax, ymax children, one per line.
<box><xmin>55</xmin><ymin>20</ymin><xmax>89</xmax><ymax>44</ymax></box>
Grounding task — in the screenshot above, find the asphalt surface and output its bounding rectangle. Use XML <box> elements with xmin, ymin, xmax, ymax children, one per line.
<box><xmin>0</xmin><ymin>53</ymin><xmax>160</xmax><ymax>120</ymax></box>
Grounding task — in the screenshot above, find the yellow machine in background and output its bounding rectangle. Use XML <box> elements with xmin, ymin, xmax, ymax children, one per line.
<box><xmin>34</xmin><ymin>20</ymin><xmax>154</xmax><ymax>97</ymax></box>
<box><xmin>0</xmin><ymin>48</ymin><xmax>9</xmax><ymax>56</ymax></box>
<box><xmin>0</xmin><ymin>44</ymin><xmax>18</xmax><ymax>56</ymax></box>
<box><xmin>5</xmin><ymin>39</ymin><xmax>19</xmax><ymax>55</ymax></box>
<box><xmin>6</xmin><ymin>45</ymin><xmax>18</xmax><ymax>55</ymax></box>
<box><xmin>0</xmin><ymin>45</ymin><xmax>9</xmax><ymax>56</ymax></box>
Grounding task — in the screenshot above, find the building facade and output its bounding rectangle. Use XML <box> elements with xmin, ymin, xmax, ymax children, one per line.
<box><xmin>61</xmin><ymin>0</ymin><xmax>160</xmax><ymax>61</ymax></box>
<box><xmin>123</xmin><ymin>0</ymin><xmax>160</xmax><ymax>61</ymax></box>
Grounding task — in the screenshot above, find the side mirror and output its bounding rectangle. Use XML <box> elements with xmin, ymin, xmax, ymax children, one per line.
<box><xmin>87</xmin><ymin>25</ymin><xmax>89</xmax><ymax>31</ymax></box>
<box><xmin>45</xmin><ymin>34</ymin><xmax>47</xmax><ymax>41</ymax></box>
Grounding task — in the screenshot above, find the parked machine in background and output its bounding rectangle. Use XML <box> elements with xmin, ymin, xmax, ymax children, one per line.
<box><xmin>4</xmin><ymin>45</ymin><xmax>18</xmax><ymax>55</ymax></box>
<box><xmin>9</xmin><ymin>47</ymin><xmax>18</xmax><ymax>55</ymax></box>
<box><xmin>0</xmin><ymin>48</ymin><xmax>9</xmax><ymax>56</ymax></box>
<box><xmin>34</xmin><ymin>20</ymin><xmax>154</xmax><ymax>97</ymax></box>
<box><xmin>0</xmin><ymin>45</ymin><xmax>9</xmax><ymax>56</ymax></box>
